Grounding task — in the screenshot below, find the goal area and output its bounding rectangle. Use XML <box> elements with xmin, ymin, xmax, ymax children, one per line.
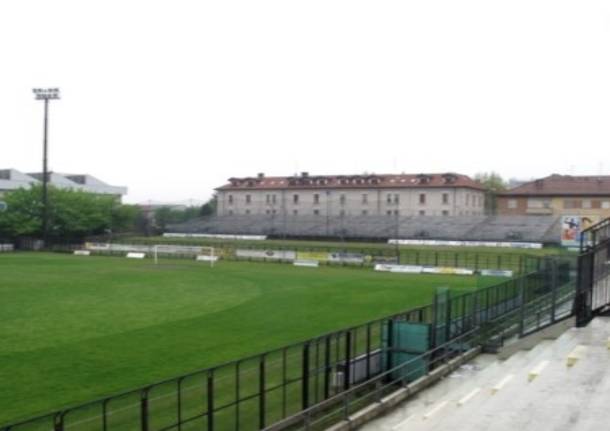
<box><xmin>153</xmin><ymin>244</ymin><xmax>217</xmax><ymax>266</ymax></box>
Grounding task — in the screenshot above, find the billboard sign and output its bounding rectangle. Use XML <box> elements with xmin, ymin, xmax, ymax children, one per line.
<box><xmin>561</xmin><ymin>215</ymin><xmax>600</xmax><ymax>248</ymax></box>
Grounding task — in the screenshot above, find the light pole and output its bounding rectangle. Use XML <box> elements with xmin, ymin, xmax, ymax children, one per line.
<box><xmin>33</xmin><ymin>88</ymin><xmax>60</xmax><ymax>246</ymax></box>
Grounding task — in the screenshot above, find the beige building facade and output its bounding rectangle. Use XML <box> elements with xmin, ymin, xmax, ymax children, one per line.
<box><xmin>216</xmin><ymin>173</ymin><xmax>485</xmax><ymax>218</ymax></box>
<box><xmin>498</xmin><ymin>175</ymin><xmax>610</xmax><ymax>220</ymax></box>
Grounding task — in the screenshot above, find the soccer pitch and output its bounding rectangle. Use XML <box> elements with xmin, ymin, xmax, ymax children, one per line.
<box><xmin>0</xmin><ymin>252</ymin><xmax>505</xmax><ymax>425</ymax></box>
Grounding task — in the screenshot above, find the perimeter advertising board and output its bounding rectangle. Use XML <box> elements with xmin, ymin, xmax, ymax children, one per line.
<box><xmin>236</xmin><ymin>249</ymin><xmax>296</xmax><ymax>261</ymax></box>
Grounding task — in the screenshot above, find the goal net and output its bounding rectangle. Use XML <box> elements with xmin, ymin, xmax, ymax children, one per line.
<box><xmin>153</xmin><ymin>244</ymin><xmax>217</xmax><ymax>266</ymax></box>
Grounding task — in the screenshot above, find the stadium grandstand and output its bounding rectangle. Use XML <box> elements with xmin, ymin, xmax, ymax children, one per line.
<box><xmin>167</xmin><ymin>214</ymin><xmax>562</xmax><ymax>244</ymax></box>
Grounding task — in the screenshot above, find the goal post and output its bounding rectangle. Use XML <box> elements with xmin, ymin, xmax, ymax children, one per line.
<box><xmin>153</xmin><ymin>244</ymin><xmax>217</xmax><ymax>267</ymax></box>
<box><xmin>195</xmin><ymin>246</ymin><xmax>216</xmax><ymax>267</ymax></box>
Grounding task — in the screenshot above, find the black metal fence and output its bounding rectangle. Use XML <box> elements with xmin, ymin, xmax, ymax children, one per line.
<box><xmin>1</xmin><ymin>254</ymin><xmax>579</xmax><ymax>431</ymax></box>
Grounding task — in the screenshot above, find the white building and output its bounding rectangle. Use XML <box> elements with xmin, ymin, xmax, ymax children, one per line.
<box><xmin>0</xmin><ymin>169</ymin><xmax>127</xmax><ymax>200</ymax></box>
<box><xmin>215</xmin><ymin>172</ymin><xmax>486</xmax><ymax>218</ymax></box>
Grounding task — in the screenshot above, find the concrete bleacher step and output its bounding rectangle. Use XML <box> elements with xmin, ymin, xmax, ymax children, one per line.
<box><xmin>375</xmin><ymin>338</ymin><xmax>578</xmax><ymax>430</ymax></box>
<box><xmin>169</xmin><ymin>214</ymin><xmax>560</xmax><ymax>241</ymax></box>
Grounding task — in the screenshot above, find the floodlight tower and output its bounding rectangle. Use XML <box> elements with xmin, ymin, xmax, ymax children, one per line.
<box><xmin>33</xmin><ymin>88</ymin><xmax>60</xmax><ymax>246</ymax></box>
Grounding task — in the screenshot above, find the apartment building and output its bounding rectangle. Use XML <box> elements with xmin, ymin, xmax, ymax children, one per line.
<box><xmin>497</xmin><ymin>174</ymin><xmax>610</xmax><ymax>220</ymax></box>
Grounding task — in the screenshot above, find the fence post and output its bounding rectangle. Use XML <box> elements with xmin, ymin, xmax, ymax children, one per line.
<box><xmin>259</xmin><ymin>355</ymin><xmax>266</xmax><ymax>429</ymax></box>
<box><xmin>518</xmin><ymin>276</ymin><xmax>526</xmax><ymax>337</ymax></box>
<box><xmin>445</xmin><ymin>296</ymin><xmax>452</xmax><ymax>341</ymax></box>
<box><xmin>386</xmin><ymin>319</ymin><xmax>394</xmax><ymax>376</ymax></box>
<box><xmin>324</xmin><ymin>337</ymin><xmax>331</xmax><ymax>399</ymax></box>
<box><xmin>207</xmin><ymin>371</ymin><xmax>214</xmax><ymax>431</ymax></box>
<box><xmin>344</xmin><ymin>331</ymin><xmax>352</xmax><ymax>391</ymax></box>
<box><xmin>140</xmin><ymin>389</ymin><xmax>149</xmax><ymax>431</ymax></box>
<box><xmin>302</xmin><ymin>343</ymin><xmax>310</xmax><ymax>410</ymax></box>
<box><xmin>550</xmin><ymin>259</ymin><xmax>558</xmax><ymax>323</ymax></box>
<box><xmin>366</xmin><ymin>324</ymin><xmax>372</xmax><ymax>380</ymax></box>
<box><xmin>53</xmin><ymin>412</ymin><xmax>64</xmax><ymax>431</ymax></box>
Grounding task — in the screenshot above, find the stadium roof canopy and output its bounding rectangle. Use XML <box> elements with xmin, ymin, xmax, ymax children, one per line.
<box><xmin>0</xmin><ymin>168</ymin><xmax>127</xmax><ymax>196</ymax></box>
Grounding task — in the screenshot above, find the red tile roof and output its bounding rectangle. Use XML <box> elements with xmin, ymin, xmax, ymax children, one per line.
<box><xmin>501</xmin><ymin>174</ymin><xmax>610</xmax><ymax>197</ymax></box>
<box><xmin>216</xmin><ymin>173</ymin><xmax>485</xmax><ymax>191</ymax></box>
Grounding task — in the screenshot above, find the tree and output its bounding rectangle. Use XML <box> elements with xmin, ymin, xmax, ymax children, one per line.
<box><xmin>200</xmin><ymin>194</ymin><xmax>217</xmax><ymax>217</ymax></box>
<box><xmin>0</xmin><ymin>186</ymin><xmax>141</xmax><ymax>242</ymax></box>
<box><xmin>474</xmin><ymin>172</ymin><xmax>507</xmax><ymax>215</ymax></box>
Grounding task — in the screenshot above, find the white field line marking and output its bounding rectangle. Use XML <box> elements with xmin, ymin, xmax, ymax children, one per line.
<box><xmin>64</xmin><ymin>349</ymin><xmax>305</xmax><ymax>428</ymax></box>
<box><xmin>391</xmin><ymin>414</ymin><xmax>414</xmax><ymax>430</ymax></box>
<box><xmin>528</xmin><ymin>360</ymin><xmax>550</xmax><ymax>382</ymax></box>
<box><xmin>422</xmin><ymin>400</ymin><xmax>448</xmax><ymax>420</ymax></box>
<box><xmin>457</xmin><ymin>387</ymin><xmax>481</xmax><ymax>406</ymax></box>
<box><xmin>491</xmin><ymin>374</ymin><xmax>514</xmax><ymax>395</ymax></box>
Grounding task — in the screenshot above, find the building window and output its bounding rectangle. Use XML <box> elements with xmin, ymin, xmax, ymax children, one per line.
<box><xmin>293</xmin><ymin>209</ymin><xmax>298</xmax><ymax>215</ymax></box>
<box><xmin>228</xmin><ymin>209</ymin><xmax>233</xmax><ymax>215</ymax></box>
<box><xmin>265</xmin><ymin>194</ymin><xmax>270</xmax><ymax>204</ymax></box>
<box><xmin>362</xmin><ymin>210</ymin><xmax>368</xmax><ymax>215</ymax></box>
<box><xmin>340</xmin><ymin>194</ymin><xmax>346</xmax><ymax>205</ymax></box>
<box><xmin>386</xmin><ymin>194</ymin><xmax>392</xmax><ymax>204</ymax></box>
<box><xmin>339</xmin><ymin>209</ymin><xmax>346</xmax><ymax>216</ymax></box>
<box><xmin>313</xmin><ymin>194</ymin><xmax>320</xmax><ymax>204</ymax></box>
<box><xmin>442</xmin><ymin>210</ymin><xmax>449</xmax><ymax>216</ymax></box>
<box><xmin>508</xmin><ymin>199</ymin><xmax>517</xmax><ymax>209</ymax></box>
<box><xmin>386</xmin><ymin>210</ymin><xmax>392</xmax><ymax>215</ymax></box>
<box><xmin>272</xmin><ymin>194</ymin><xmax>277</xmax><ymax>204</ymax></box>
<box><xmin>602</xmin><ymin>201</ymin><xmax>610</xmax><ymax>209</ymax></box>
<box><xmin>228</xmin><ymin>195</ymin><xmax>234</xmax><ymax>205</ymax></box>
<box><xmin>245</xmin><ymin>209</ymin><xmax>251</xmax><ymax>215</ymax></box>
<box><xmin>265</xmin><ymin>209</ymin><xmax>270</xmax><ymax>214</ymax></box>
<box><xmin>582</xmin><ymin>199</ymin><xmax>592</xmax><ymax>209</ymax></box>
<box><xmin>419</xmin><ymin>210</ymin><xmax>425</xmax><ymax>216</ymax></box>
<box><xmin>293</xmin><ymin>194</ymin><xmax>299</xmax><ymax>204</ymax></box>
<box><xmin>466</xmin><ymin>194</ymin><xmax>470</xmax><ymax>206</ymax></box>
<box><xmin>419</xmin><ymin>194</ymin><xmax>426</xmax><ymax>205</ymax></box>
<box><xmin>394</xmin><ymin>194</ymin><xmax>399</xmax><ymax>204</ymax></box>
<box><xmin>313</xmin><ymin>209</ymin><xmax>320</xmax><ymax>215</ymax></box>
<box><xmin>362</xmin><ymin>194</ymin><xmax>368</xmax><ymax>204</ymax></box>
<box><xmin>245</xmin><ymin>195</ymin><xmax>251</xmax><ymax>204</ymax></box>
<box><xmin>394</xmin><ymin>210</ymin><xmax>399</xmax><ymax>215</ymax></box>
<box><xmin>528</xmin><ymin>198</ymin><xmax>551</xmax><ymax>209</ymax></box>
<box><xmin>442</xmin><ymin>193</ymin><xmax>449</xmax><ymax>205</ymax></box>
<box><xmin>564</xmin><ymin>200</ymin><xmax>581</xmax><ymax>209</ymax></box>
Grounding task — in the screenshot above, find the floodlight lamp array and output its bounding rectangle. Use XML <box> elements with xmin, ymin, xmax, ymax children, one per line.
<box><xmin>33</xmin><ymin>88</ymin><xmax>61</xmax><ymax>100</ymax></box>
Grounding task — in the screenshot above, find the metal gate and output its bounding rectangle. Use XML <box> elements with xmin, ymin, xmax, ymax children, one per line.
<box><xmin>576</xmin><ymin>218</ymin><xmax>610</xmax><ymax>326</ymax></box>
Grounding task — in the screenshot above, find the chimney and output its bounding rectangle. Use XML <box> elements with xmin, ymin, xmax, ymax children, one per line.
<box><xmin>257</xmin><ymin>173</ymin><xmax>264</xmax><ymax>179</ymax></box>
<box><xmin>301</xmin><ymin>171</ymin><xmax>309</xmax><ymax>177</ymax></box>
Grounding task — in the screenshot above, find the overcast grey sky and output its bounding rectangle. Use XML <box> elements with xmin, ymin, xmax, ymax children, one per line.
<box><xmin>1</xmin><ymin>1</ymin><xmax>609</xmax><ymax>203</ymax></box>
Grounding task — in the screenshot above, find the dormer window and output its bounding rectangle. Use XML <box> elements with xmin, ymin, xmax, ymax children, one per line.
<box><xmin>442</xmin><ymin>173</ymin><xmax>458</xmax><ymax>184</ymax></box>
<box><xmin>417</xmin><ymin>174</ymin><xmax>432</xmax><ymax>185</ymax></box>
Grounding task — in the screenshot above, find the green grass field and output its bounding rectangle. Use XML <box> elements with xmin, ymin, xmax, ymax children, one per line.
<box><xmin>0</xmin><ymin>252</ymin><xmax>506</xmax><ymax>425</ymax></box>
